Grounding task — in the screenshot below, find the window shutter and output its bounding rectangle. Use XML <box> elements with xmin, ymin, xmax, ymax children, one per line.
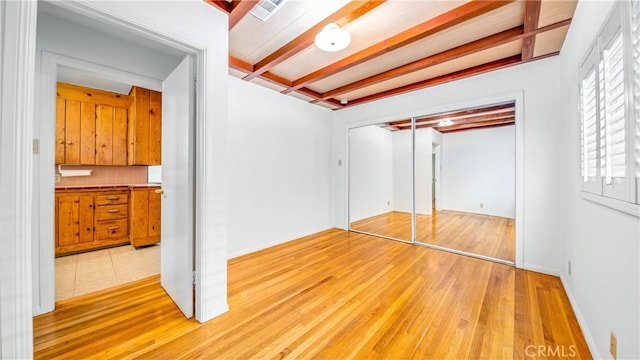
<box><xmin>600</xmin><ymin>31</ymin><xmax>626</xmax><ymax>184</ymax></box>
<box><xmin>580</xmin><ymin>43</ymin><xmax>602</xmax><ymax>195</ymax></box>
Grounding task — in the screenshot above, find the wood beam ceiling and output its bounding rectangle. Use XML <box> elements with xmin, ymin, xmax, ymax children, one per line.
<box><xmin>522</xmin><ymin>0</ymin><xmax>542</xmax><ymax>60</ymax></box>
<box><xmin>314</xmin><ymin>19</ymin><xmax>570</xmax><ymax>102</ymax></box>
<box><xmin>434</xmin><ymin>118</ymin><xmax>515</xmax><ymax>133</ymax></box>
<box><xmin>282</xmin><ymin>0</ymin><xmax>514</xmax><ymax>94</ymax></box>
<box><xmin>345</xmin><ymin>52</ymin><xmax>558</xmax><ymax>108</ymax></box>
<box><xmin>229</xmin><ymin>0</ymin><xmax>258</xmax><ymax>30</ymax></box>
<box><xmin>204</xmin><ymin>0</ymin><xmax>232</xmax><ymax>13</ymax></box>
<box><xmin>242</xmin><ymin>0</ymin><xmax>386</xmax><ymax>81</ymax></box>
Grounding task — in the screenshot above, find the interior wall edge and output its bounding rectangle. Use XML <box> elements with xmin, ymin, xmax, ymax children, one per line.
<box><xmin>560</xmin><ymin>274</ymin><xmax>602</xmax><ymax>359</ymax></box>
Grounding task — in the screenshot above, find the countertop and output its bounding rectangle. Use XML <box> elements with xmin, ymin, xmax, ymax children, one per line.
<box><xmin>55</xmin><ymin>184</ymin><xmax>161</xmax><ymax>190</ymax></box>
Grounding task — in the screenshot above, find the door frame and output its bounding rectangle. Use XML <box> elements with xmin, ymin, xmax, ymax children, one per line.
<box><xmin>31</xmin><ymin>1</ymin><xmax>229</xmax><ymax>323</ymax></box>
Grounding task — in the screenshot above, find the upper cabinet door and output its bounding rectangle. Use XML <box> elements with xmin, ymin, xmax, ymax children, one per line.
<box><xmin>56</xmin><ymin>83</ymin><xmax>133</xmax><ymax>166</ymax></box>
<box><xmin>129</xmin><ymin>86</ymin><xmax>162</xmax><ymax>165</ymax></box>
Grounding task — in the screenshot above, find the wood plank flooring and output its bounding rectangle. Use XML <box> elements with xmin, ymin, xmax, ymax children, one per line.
<box><xmin>33</xmin><ymin>229</ymin><xmax>589</xmax><ymax>359</ymax></box>
<box><xmin>351</xmin><ymin>210</ymin><xmax>515</xmax><ymax>262</ymax></box>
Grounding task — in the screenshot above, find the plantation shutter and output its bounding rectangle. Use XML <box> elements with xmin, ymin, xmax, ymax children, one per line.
<box><xmin>580</xmin><ymin>44</ymin><xmax>601</xmax><ymax>194</ymax></box>
<box><xmin>600</xmin><ymin>30</ymin><xmax>626</xmax><ymax>184</ymax></box>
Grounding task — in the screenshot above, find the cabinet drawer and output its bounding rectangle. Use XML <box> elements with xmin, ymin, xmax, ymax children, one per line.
<box><xmin>95</xmin><ymin>219</ymin><xmax>128</xmax><ymax>240</ymax></box>
<box><xmin>95</xmin><ymin>204</ymin><xmax>128</xmax><ymax>221</ymax></box>
<box><xmin>95</xmin><ymin>193</ymin><xmax>129</xmax><ymax>205</ymax></box>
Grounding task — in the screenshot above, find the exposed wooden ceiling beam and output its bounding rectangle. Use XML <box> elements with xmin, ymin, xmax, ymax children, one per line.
<box><xmin>345</xmin><ymin>55</ymin><xmax>522</xmax><ymax>108</ymax></box>
<box><xmin>319</xmin><ymin>26</ymin><xmax>525</xmax><ymax>101</ymax></box>
<box><xmin>342</xmin><ymin>52</ymin><xmax>559</xmax><ymax>109</ymax></box>
<box><xmin>204</xmin><ymin>0</ymin><xmax>231</xmax><ymax>13</ymax></box>
<box><xmin>283</xmin><ymin>0</ymin><xmax>514</xmax><ymax>94</ymax></box>
<box><xmin>522</xmin><ymin>0</ymin><xmax>541</xmax><ymax>60</ymax></box>
<box><xmin>318</xmin><ymin>19</ymin><xmax>570</xmax><ymax>101</ymax></box>
<box><xmin>229</xmin><ymin>0</ymin><xmax>258</xmax><ymax>30</ymax></box>
<box><xmin>229</xmin><ymin>56</ymin><xmax>342</xmax><ymax>107</ymax></box>
<box><xmin>243</xmin><ymin>0</ymin><xmax>386</xmax><ymax>81</ymax></box>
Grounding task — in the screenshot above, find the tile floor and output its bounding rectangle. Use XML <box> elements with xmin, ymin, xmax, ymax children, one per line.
<box><xmin>55</xmin><ymin>244</ymin><xmax>160</xmax><ymax>301</ymax></box>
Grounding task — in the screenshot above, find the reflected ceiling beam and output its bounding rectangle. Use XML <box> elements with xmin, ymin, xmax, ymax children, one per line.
<box><xmin>345</xmin><ymin>54</ymin><xmax>525</xmax><ymax>108</ymax></box>
<box><xmin>388</xmin><ymin>103</ymin><xmax>515</xmax><ymax>127</ymax></box>
<box><xmin>395</xmin><ymin>111</ymin><xmax>515</xmax><ymax>128</ymax></box>
<box><xmin>521</xmin><ymin>0</ymin><xmax>541</xmax><ymax>60</ymax></box>
<box><xmin>435</xmin><ymin>118</ymin><xmax>515</xmax><ymax>133</ymax></box>
<box><xmin>204</xmin><ymin>0</ymin><xmax>232</xmax><ymax>13</ymax></box>
<box><xmin>229</xmin><ymin>0</ymin><xmax>258</xmax><ymax>29</ymax></box>
<box><xmin>229</xmin><ymin>55</ymin><xmax>343</xmax><ymax>108</ymax></box>
<box><xmin>413</xmin><ymin>103</ymin><xmax>515</xmax><ymax>123</ymax></box>
<box><xmin>283</xmin><ymin>0</ymin><xmax>514</xmax><ymax>94</ymax></box>
<box><xmin>317</xmin><ymin>19</ymin><xmax>570</xmax><ymax>102</ymax></box>
<box><xmin>243</xmin><ymin>0</ymin><xmax>386</xmax><ymax>81</ymax></box>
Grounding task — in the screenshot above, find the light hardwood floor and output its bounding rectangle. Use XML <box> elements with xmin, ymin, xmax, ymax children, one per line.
<box><xmin>33</xmin><ymin>229</ymin><xmax>589</xmax><ymax>359</ymax></box>
<box><xmin>351</xmin><ymin>210</ymin><xmax>515</xmax><ymax>262</ymax></box>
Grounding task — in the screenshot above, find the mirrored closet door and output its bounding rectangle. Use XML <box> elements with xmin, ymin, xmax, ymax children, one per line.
<box><xmin>347</xmin><ymin>101</ymin><xmax>516</xmax><ymax>265</ymax></box>
<box><xmin>348</xmin><ymin>123</ymin><xmax>413</xmax><ymax>243</ymax></box>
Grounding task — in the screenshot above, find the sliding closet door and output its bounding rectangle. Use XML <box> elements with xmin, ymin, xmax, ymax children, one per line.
<box><xmin>348</xmin><ymin>123</ymin><xmax>413</xmax><ymax>243</ymax></box>
<box><xmin>413</xmin><ymin>102</ymin><xmax>516</xmax><ymax>264</ymax></box>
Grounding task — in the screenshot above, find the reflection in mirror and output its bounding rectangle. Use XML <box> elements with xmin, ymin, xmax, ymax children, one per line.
<box><xmin>348</xmin><ymin>123</ymin><xmax>412</xmax><ymax>242</ymax></box>
<box><xmin>413</xmin><ymin>102</ymin><xmax>516</xmax><ymax>263</ymax></box>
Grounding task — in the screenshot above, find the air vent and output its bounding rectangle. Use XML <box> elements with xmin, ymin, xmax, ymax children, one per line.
<box><xmin>250</xmin><ymin>0</ymin><xmax>288</xmax><ymax>22</ymax></box>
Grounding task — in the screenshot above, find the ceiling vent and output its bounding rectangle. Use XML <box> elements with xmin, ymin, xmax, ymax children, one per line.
<box><xmin>250</xmin><ymin>0</ymin><xmax>288</xmax><ymax>22</ymax></box>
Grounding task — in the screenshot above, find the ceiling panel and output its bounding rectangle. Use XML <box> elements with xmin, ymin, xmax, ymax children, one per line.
<box><xmin>230</xmin><ymin>0</ymin><xmax>351</xmax><ymax>63</ymax></box>
<box><xmin>337</xmin><ymin>40</ymin><xmax>523</xmax><ymax>101</ymax></box>
<box><xmin>538</xmin><ymin>0</ymin><xmax>578</xmax><ymax>28</ymax></box>
<box><xmin>269</xmin><ymin>0</ymin><xmax>468</xmax><ymax>81</ymax></box>
<box><xmin>533</xmin><ymin>25</ymin><xmax>570</xmax><ymax>57</ymax></box>
<box><xmin>307</xmin><ymin>0</ymin><xmax>526</xmax><ymax>93</ymax></box>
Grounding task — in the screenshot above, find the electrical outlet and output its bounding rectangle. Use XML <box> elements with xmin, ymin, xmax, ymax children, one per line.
<box><xmin>479</xmin><ymin>203</ymin><xmax>484</xmax><ymax>208</ymax></box>
<box><xmin>387</xmin><ymin>200</ymin><xmax>390</xmax><ymax>206</ymax></box>
<box><xmin>568</xmin><ymin>260</ymin><xmax>572</xmax><ymax>276</ymax></box>
<box><xmin>55</xmin><ymin>174</ymin><xmax>61</xmax><ymax>183</ymax></box>
<box><xmin>610</xmin><ymin>331</ymin><xmax>617</xmax><ymax>359</ymax></box>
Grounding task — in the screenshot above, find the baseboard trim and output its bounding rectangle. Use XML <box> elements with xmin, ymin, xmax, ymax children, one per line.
<box><xmin>522</xmin><ymin>263</ymin><xmax>559</xmax><ymax>276</ymax></box>
<box><xmin>560</xmin><ymin>274</ymin><xmax>602</xmax><ymax>359</ymax></box>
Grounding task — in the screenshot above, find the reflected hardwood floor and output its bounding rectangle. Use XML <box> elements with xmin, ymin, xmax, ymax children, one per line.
<box><xmin>33</xmin><ymin>229</ymin><xmax>589</xmax><ymax>359</ymax></box>
<box><xmin>351</xmin><ymin>210</ymin><xmax>515</xmax><ymax>262</ymax></box>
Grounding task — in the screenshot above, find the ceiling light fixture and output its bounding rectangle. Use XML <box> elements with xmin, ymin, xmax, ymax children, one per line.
<box><xmin>438</xmin><ymin>119</ymin><xmax>453</xmax><ymax>127</ymax></box>
<box><xmin>315</xmin><ymin>23</ymin><xmax>351</xmax><ymax>52</ymax></box>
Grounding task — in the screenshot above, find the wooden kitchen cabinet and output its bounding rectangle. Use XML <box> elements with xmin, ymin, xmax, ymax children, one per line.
<box><xmin>55</xmin><ymin>189</ymin><xmax>130</xmax><ymax>256</ymax></box>
<box><xmin>56</xmin><ymin>83</ymin><xmax>132</xmax><ymax>165</ymax></box>
<box><xmin>128</xmin><ymin>86</ymin><xmax>162</xmax><ymax>165</ymax></box>
<box><xmin>129</xmin><ymin>187</ymin><xmax>161</xmax><ymax>247</ymax></box>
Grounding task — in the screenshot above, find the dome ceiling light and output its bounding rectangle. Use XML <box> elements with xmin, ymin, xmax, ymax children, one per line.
<box><xmin>314</xmin><ymin>23</ymin><xmax>351</xmax><ymax>52</ymax></box>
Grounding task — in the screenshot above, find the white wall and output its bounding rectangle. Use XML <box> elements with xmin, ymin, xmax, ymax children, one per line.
<box><xmin>392</xmin><ymin>130</ymin><xmax>412</xmax><ymax>213</ymax></box>
<box><xmin>441</xmin><ymin>126</ymin><xmax>515</xmax><ymax>218</ymax></box>
<box><xmin>332</xmin><ymin>56</ymin><xmax>561</xmax><ymax>273</ymax></box>
<box><xmin>227</xmin><ymin>76</ymin><xmax>333</xmax><ymax>258</ymax></box>
<box><xmin>392</xmin><ymin>128</ymin><xmax>433</xmax><ymax>215</ymax></box>
<box><xmin>558</xmin><ymin>1</ymin><xmax>640</xmax><ymax>358</ymax></box>
<box><xmin>348</xmin><ymin>125</ymin><xmax>394</xmax><ymax>222</ymax></box>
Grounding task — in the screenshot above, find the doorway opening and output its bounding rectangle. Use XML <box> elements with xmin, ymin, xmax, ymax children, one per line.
<box><xmin>35</xmin><ymin>1</ymin><xmax>197</xmax><ymax>319</ymax></box>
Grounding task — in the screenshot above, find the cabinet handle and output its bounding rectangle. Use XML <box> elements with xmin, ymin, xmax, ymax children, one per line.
<box><xmin>86</xmin><ymin>227</ymin><xmax>92</xmax><ymax>231</ymax></box>
<box><xmin>107</xmin><ymin>226</ymin><xmax>119</xmax><ymax>230</ymax></box>
<box><xmin>107</xmin><ymin>209</ymin><xmax>119</xmax><ymax>213</ymax></box>
<box><xmin>66</xmin><ymin>141</ymin><xmax>73</xmax><ymax>145</ymax></box>
<box><xmin>57</xmin><ymin>140</ymin><xmax>65</xmax><ymax>144</ymax></box>
<box><xmin>107</xmin><ymin>196</ymin><xmax>120</xmax><ymax>200</ymax></box>
<box><xmin>101</xmin><ymin>144</ymin><xmax>106</xmax><ymax>148</ymax></box>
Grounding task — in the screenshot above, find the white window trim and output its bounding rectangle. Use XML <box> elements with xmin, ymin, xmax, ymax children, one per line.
<box><xmin>582</xmin><ymin>192</ymin><xmax>640</xmax><ymax>217</ymax></box>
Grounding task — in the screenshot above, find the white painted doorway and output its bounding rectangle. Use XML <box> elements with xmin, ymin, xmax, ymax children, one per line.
<box><xmin>160</xmin><ymin>55</ymin><xmax>195</xmax><ymax>318</ymax></box>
